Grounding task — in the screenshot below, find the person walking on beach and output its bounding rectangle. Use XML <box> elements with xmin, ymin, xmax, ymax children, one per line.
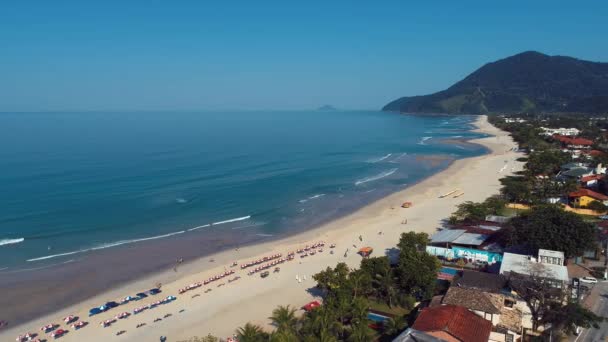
<box><xmin>359</xmin><ymin>235</ymin><xmax>362</xmax><ymax>242</ymax></box>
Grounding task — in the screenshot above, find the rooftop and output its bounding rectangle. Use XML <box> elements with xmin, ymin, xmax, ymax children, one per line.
<box><xmin>392</xmin><ymin>328</ymin><xmax>448</xmax><ymax>342</ymax></box>
<box><xmin>499</xmin><ymin>252</ymin><xmax>569</xmax><ymax>282</ymax></box>
<box><xmin>430</xmin><ymin>229</ymin><xmax>466</xmax><ymax>244</ymax></box>
<box><xmin>442</xmin><ymin>286</ymin><xmax>503</xmax><ymax>315</ymax></box>
<box><xmin>430</xmin><ymin>229</ymin><xmax>489</xmax><ymax>246</ymax></box>
<box><xmin>452</xmin><ymin>233</ymin><xmax>488</xmax><ymax>246</ymax></box>
<box><xmin>569</xmin><ymin>188</ymin><xmax>608</xmax><ymax>201</ymax></box>
<box><xmin>412</xmin><ymin>305</ymin><xmax>492</xmax><ymax>342</ymax></box>
<box><xmin>561</xmin><ymin>167</ymin><xmax>594</xmax><ymax>178</ymax></box>
<box><xmin>454</xmin><ymin>270</ymin><xmax>508</xmax><ymax>293</ymax></box>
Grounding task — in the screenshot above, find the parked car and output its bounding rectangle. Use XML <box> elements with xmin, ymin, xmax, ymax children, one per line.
<box><xmin>598</xmin><ymin>215</ymin><xmax>608</xmax><ymax>220</ymax></box>
<box><xmin>136</xmin><ymin>292</ymin><xmax>148</xmax><ymax>299</ymax></box>
<box><xmin>580</xmin><ymin>277</ymin><xmax>598</xmax><ymax>284</ymax></box>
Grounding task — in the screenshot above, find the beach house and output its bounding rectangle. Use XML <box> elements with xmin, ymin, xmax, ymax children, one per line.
<box><xmin>411</xmin><ymin>305</ymin><xmax>493</xmax><ymax>342</ymax></box>
<box><xmin>568</xmin><ymin>188</ymin><xmax>608</xmax><ymax>207</ymax></box>
<box><xmin>499</xmin><ymin>250</ymin><xmax>569</xmax><ymax>288</ymax></box>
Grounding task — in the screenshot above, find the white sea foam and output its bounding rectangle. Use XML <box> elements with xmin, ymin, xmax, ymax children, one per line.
<box><xmin>417</xmin><ymin>136</ymin><xmax>432</xmax><ymax>145</ymax></box>
<box><xmin>367</xmin><ymin>153</ymin><xmax>392</xmax><ymax>163</ymax></box>
<box><xmin>389</xmin><ymin>153</ymin><xmax>407</xmax><ymax>163</ymax></box>
<box><xmin>212</xmin><ymin>215</ymin><xmax>251</xmax><ymax>226</ymax></box>
<box><xmin>27</xmin><ymin>250</ymin><xmax>82</xmax><ymax>262</ymax></box>
<box><xmin>176</xmin><ymin>198</ymin><xmax>187</xmax><ymax>204</ymax></box>
<box><xmin>90</xmin><ymin>231</ymin><xmax>186</xmax><ymax>251</ymax></box>
<box><xmin>0</xmin><ymin>267</ymin><xmax>8</xmax><ymax>271</ymax></box>
<box><xmin>450</xmin><ymin>135</ymin><xmax>463</xmax><ymax>139</ymax></box>
<box><xmin>299</xmin><ymin>194</ymin><xmax>325</xmax><ymax>203</ymax></box>
<box><xmin>363</xmin><ymin>189</ymin><xmax>376</xmax><ymax>193</ymax></box>
<box><xmin>27</xmin><ymin>231</ymin><xmax>186</xmax><ymax>262</ymax></box>
<box><xmin>256</xmin><ymin>233</ymin><xmax>274</xmax><ymax>237</ymax></box>
<box><xmin>0</xmin><ymin>238</ymin><xmax>24</xmax><ymax>246</ymax></box>
<box><xmin>355</xmin><ymin>168</ymin><xmax>398</xmax><ymax>186</ymax></box>
<box><xmin>187</xmin><ymin>224</ymin><xmax>211</xmax><ymax>231</ymax></box>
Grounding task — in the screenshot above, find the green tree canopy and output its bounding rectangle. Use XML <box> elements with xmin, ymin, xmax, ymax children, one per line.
<box><xmin>507</xmin><ymin>205</ymin><xmax>597</xmax><ymax>258</ymax></box>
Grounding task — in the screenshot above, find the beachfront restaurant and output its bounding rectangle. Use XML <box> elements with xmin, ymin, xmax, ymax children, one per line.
<box><xmin>426</xmin><ymin>229</ymin><xmax>503</xmax><ymax>264</ymax></box>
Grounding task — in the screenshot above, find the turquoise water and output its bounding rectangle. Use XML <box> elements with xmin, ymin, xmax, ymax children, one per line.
<box><xmin>0</xmin><ymin>110</ymin><xmax>485</xmax><ymax>270</ymax></box>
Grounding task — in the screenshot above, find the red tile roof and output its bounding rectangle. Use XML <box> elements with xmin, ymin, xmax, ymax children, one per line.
<box><xmin>412</xmin><ymin>305</ymin><xmax>492</xmax><ymax>342</ymax></box>
<box><xmin>581</xmin><ymin>174</ymin><xmax>605</xmax><ymax>183</ymax></box>
<box><xmin>553</xmin><ymin>135</ymin><xmax>594</xmax><ymax>146</ymax></box>
<box><xmin>569</xmin><ymin>188</ymin><xmax>608</xmax><ymax>200</ymax></box>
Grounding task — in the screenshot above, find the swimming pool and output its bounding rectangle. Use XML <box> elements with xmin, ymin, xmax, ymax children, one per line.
<box><xmin>440</xmin><ymin>267</ymin><xmax>458</xmax><ymax>275</ymax></box>
<box><xmin>368</xmin><ymin>312</ymin><xmax>390</xmax><ymax>323</ymax></box>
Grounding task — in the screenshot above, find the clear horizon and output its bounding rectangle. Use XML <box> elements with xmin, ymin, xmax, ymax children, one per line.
<box><xmin>1</xmin><ymin>1</ymin><xmax>607</xmax><ymax>112</ymax></box>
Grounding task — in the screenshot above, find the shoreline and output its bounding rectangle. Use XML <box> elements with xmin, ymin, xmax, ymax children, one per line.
<box><xmin>0</xmin><ymin>115</ymin><xmax>523</xmax><ymax>341</ymax></box>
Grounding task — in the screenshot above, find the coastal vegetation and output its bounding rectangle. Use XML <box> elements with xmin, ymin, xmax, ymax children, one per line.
<box><xmin>212</xmin><ymin>232</ymin><xmax>440</xmax><ymax>342</ymax></box>
<box><xmin>505</xmin><ymin>205</ymin><xmax>597</xmax><ymax>258</ymax></box>
<box><xmin>383</xmin><ymin>51</ymin><xmax>608</xmax><ymax>115</ymax></box>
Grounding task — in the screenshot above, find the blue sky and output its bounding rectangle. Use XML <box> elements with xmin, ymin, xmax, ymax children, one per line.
<box><xmin>1</xmin><ymin>1</ymin><xmax>606</xmax><ymax>111</ymax></box>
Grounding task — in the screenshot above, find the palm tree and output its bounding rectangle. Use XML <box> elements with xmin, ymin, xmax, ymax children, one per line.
<box><xmin>236</xmin><ymin>323</ymin><xmax>267</xmax><ymax>342</ymax></box>
<box><xmin>269</xmin><ymin>305</ymin><xmax>298</xmax><ymax>334</ymax></box>
<box><xmin>269</xmin><ymin>330</ymin><xmax>299</xmax><ymax>342</ymax></box>
<box><xmin>349</xmin><ymin>297</ymin><xmax>369</xmax><ymax>326</ymax></box>
<box><xmin>383</xmin><ymin>316</ymin><xmax>407</xmax><ymax>337</ymax></box>
<box><xmin>347</xmin><ymin>321</ymin><xmax>374</xmax><ymax>342</ymax></box>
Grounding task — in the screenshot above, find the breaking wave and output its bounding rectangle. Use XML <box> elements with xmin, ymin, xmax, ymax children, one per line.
<box><xmin>0</xmin><ymin>238</ymin><xmax>24</xmax><ymax>247</ymax></box>
<box><xmin>299</xmin><ymin>194</ymin><xmax>325</xmax><ymax>203</ymax></box>
<box><xmin>212</xmin><ymin>215</ymin><xmax>251</xmax><ymax>226</ymax></box>
<box><xmin>417</xmin><ymin>137</ymin><xmax>432</xmax><ymax>145</ymax></box>
<box><xmin>187</xmin><ymin>224</ymin><xmax>211</xmax><ymax>231</ymax></box>
<box><xmin>355</xmin><ymin>168</ymin><xmax>398</xmax><ymax>186</ymax></box>
<box><xmin>367</xmin><ymin>153</ymin><xmax>392</xmax><ymax>163</ymax></box>
<box><xmin>27</xmin><ymin>231</ymin><xmax>186</xmax><ymax>262</ymax></box>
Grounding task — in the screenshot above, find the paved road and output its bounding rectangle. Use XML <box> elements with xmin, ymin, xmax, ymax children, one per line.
<box><xmin>576</xmin><ymin>281</ymin><xmax>608</xmax><ymax>342</ymax></box>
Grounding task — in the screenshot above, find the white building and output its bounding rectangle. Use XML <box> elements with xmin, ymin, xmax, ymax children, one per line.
<box><xmin>540</xmin><ymin>127</ymin><xmax>580</xmax><ymax>137</ymax></box>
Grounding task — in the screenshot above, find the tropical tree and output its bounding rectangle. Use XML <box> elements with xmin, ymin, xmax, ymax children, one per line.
<box><xmin>236</xmin><ymin>323</ymin><xmax>268</xmax><ymax>342</ymax></box>
<box><xmin>382</xmin><ymin>316</ymin><xmax>407</xmax><ymax>338</ymax></box>
<box><xmin>507</xmin><ymin>205</ymin><xmax>597</xmax><ymax>258</ymax></box>
<box><xmin>542</xmin><ymin>301</ymin><xmax>603</xmax><ymax>336</ymax></box>
<box><xmin>269</xmin><ymin>305</ymin><xmax>299</xmax><ymax>335</ymax></box>
<box><xmin>347</xmin><ymin>321</ymin><xmax>375</xmax><ymax>342</ymax></box>
<box><xmin>395</xmin><ymin>232</ymin><xmax>440</xmax><ymax>300</ymax></box>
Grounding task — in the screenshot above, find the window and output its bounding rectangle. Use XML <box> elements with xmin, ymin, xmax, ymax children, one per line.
<box><xmin>506</xmin><ymin>333</ymin><xmax>514</xmax><ymax>342</ymax></box>
<box><xmin>504</xmin><ymin>299</ymin><xmax>515</xmax><ymax>308</ymax></box>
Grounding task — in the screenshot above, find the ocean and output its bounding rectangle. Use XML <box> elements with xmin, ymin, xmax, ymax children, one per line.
<box><xmin>0</xmin><ymin>110</ymin><xmax>487</xmax><ymax>323</ymax></box>
<box><xmin>0</xmin><ymin>110</ymin><xmax>485</xmax><ymax>270</ymax></box>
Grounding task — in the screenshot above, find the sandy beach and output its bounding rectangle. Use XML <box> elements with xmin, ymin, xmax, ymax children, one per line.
<box><xmin>2</xmin><ymin>115</ymin><xmax>524</xmax><ymax>342</ymax></box>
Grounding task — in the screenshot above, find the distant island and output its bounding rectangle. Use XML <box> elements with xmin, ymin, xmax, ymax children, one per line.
<box><xmin>382</xmin><ymin>51</ymin><xmax>608</xmax><ymax>115</ymax></box>
<box><xmin>317</xmin><ymin>105</ymin><xmax>337</xmax><ymax>111</ymax></box>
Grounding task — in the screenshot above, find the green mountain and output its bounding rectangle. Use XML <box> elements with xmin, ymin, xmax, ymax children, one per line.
<box><xmin>382</xmin><ymin>51</ymin><xmax>608</xmax><ymax>114</ymax></box>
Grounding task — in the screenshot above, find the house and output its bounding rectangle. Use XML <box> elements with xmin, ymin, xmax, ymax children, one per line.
<box><xmin>393</xmin><ymin>328</ymin><xmax>448</xmax><ymax>342</ymax></box>
<box><xmin>540</xmin><ymin>127</ymin><xmax>580</xmax><ymax>137</ymax></box>
<box><xmin>559</xmin><ymin>167</ymin><xmax>594</xmax><ymax>181</ymax></box>
<box><xmin>569</xmin><ymin>188</ymin><xmax>608</xmax><ymax>207</ymax></box>
<box><xmin>580</xmin><ymin>174</ymin><xmax>604</xmax><ymax>189</ymax></box>
<box><xmin>412</xmin><ymin>305</ymin><xmax>493</xmax><ymax>342</ymax></box>
<box><xmin>499</xmin><ymin>250</ymin><xmax>569</xmax><ymax>288</ymax></box>
<box><xmin>454</xmin><ymin>270</ymin><xmax>508</xmax><ymax>293</ymax></box>
<box><xmin>553</xmin><ymin>135</ymin><xmax>594</xmax><ymax>149</ymax></box>
<box><xmin>427</xmin><ymin>229</ymin><xmax>503</xmax><ymax>264</ymax></box>
<box><xmin>441</xmin><ymin>287</ymin><xmax>529</xmax><ymax>341</ymax></box>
